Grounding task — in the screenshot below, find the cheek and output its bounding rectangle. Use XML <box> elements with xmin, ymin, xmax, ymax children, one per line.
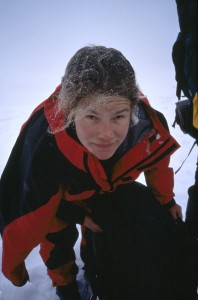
<box><xmin>118</xmin><ymin>122</ymin><xmax>130</xmax><ymax>138</ymax></box>
<box><xmin>75</xmin><ymin>121</ymin><xmax>92</xmax><ymax>143</ymax></box>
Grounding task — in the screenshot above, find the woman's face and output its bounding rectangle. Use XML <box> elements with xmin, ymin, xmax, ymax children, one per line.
<box><xmin>74</xmin><ymin>96</ymin><xmax>131</xmax><ymax>160</ymax></box>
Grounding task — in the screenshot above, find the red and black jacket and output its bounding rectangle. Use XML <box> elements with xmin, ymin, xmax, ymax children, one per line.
<box><xmin>0</xmin><ymin>86</ymin><xmax>180</xmax><ymax>285</ymax></box>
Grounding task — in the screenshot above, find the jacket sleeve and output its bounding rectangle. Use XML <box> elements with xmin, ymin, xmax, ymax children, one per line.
<box><xmin>144</xmin><ymin>109</ymin><xmax>176</xmax><ymax>206</ymax></box>
<box><xmin>0</xmin><ymin>108</ymin><xmax>65</xmax><ymax>286</ymax></box>
<box><xmin>144</xmin><ymin>156</ymin><xmax>175</xmax><ymax>206</ymax></box>
<box><xmin>56</xmin><ymin>199</ymin><xmax>87</xmax><ymax>225</ymax></box>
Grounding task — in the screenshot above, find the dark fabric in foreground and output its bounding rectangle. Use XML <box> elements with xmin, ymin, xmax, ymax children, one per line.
<box><xmin>80</xmin><ymin>182</ymin><xmax>197</xmax><ymax>300</ymax></box>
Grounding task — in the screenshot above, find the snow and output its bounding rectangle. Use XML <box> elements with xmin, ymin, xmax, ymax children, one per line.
<box><xmin>0</xmin><ymin>1</ymin><xmax>197</xmax><ymax>298</ymax></box>
<box><xmin>0</xmin><ymin>236</ymin><xmax>83</xmax><ymax>300</ymax></box>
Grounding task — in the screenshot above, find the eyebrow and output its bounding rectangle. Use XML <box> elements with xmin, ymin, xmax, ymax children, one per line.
<box><xmin>87</xmin><ymin>108</ymin><xmax>130</xmax><ymax>115</ymax></box>
<box><xmin>114</xmin><ymin>108</ymin><xmax>131</xmax><ymax>114</ymax></box>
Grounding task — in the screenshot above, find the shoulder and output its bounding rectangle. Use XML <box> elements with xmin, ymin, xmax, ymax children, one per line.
<box><xmin>153</xmin><ymin>109</ymin><xmax>169</xmax><ymax>131</ymax></box>
<box><xmin>138</xmin><ymin>100</ymin><xmax>169</xmax><ymax>131</ymax></box>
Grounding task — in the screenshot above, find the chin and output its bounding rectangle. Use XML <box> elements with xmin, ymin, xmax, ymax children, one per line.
<box><xmin>94</xmin><ymin>152</ymin><xmax>115</xmax><ymax>160</ymax></box>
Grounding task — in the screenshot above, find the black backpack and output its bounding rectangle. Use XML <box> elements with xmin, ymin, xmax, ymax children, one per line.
<box><xmin>81</xmin><ymin>183</ymin><xmax>197</xmax><ymax>300</ymax></box>
<box><xmin>172</xmin><ymin>0</ymin><xmax>198</xmax><ymax>139</ymax></box>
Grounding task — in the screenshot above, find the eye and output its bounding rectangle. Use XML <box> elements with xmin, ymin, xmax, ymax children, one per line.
<box><xmin>113</xmin><ymin>114</ymin><xmax>126</xmax><ymax>120</ymax></box>
<box><xmin>85</xmin><ymin>115</ymin><xmax>98</xmax><ymax>120</ymax></box>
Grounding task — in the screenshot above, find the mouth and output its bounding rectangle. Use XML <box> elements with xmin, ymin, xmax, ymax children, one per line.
<box><xmin>93</xmin><ymin>142</ymin><xmax>115</xmax><ymax>149</ymax></box>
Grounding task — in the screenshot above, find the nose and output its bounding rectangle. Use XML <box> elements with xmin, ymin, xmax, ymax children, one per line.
<box><xmin>97</xmin><ymin>121</ymin><xmax>114</xmax><ymax>140</ymax></box>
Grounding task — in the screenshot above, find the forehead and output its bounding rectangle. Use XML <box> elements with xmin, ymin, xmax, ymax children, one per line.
<box><xmin>76</xmin><ymin>95</ymin><xmax>131</xmax><ymax>112</ymax></box>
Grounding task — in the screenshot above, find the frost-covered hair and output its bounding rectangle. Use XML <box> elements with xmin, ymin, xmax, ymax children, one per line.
<box><xmin>57</xmin><ymin>45</ymin><xmax>140</xmax><ymax>127</ymax></box>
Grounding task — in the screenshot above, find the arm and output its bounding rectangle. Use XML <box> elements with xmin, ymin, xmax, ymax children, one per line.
<box><xmin>56</xmin><ymin>199</ymin><xmax>102</xmax><ymax>232</ymax></box>
<box><xmin>144</xmin><ymin>108</ymin><xmax>182</xmax><ymax>219</ymax></box>
<box><xmin>144</xmin><ymin>155</ymin><xmax>182</xmax><ymax>220</ymax></box>
<box><xmin>0</xmin><ymin>109</ymin><xmax>64</xmax><ymax>286</ymax></box>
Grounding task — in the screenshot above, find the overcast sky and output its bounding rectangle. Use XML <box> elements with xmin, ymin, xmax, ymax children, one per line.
<box><xmin>0</xmin><ymin>0</ymin><xmax>179</xmax><ymax>108</ymax></box>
